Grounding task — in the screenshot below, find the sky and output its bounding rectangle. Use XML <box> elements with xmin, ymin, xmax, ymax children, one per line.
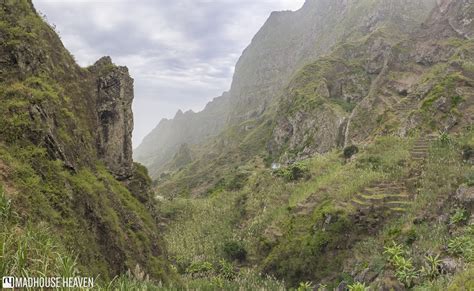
<box><xmin>33</xmin><ymin>0</ymin><xmax>305</xmax><ymax>147</ymax></box>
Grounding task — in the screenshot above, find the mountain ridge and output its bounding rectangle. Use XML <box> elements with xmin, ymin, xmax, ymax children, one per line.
<box><xmin>135</xmin><ymin>0</ymin><xmax>438</xmax><ymax>178</ymax></box>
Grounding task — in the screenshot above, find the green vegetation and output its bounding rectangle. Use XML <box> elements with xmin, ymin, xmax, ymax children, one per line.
<box><xmin>343</xmin><ymin>145</ymin><xmax>359</xmax><ymax>159</ymax></box>
<box><xmin>157</xmin><ymin>128</ymin><xmax>474</xmax><ymax>288</ymax></box>
<box><xmin>0</xmin><ymin>0</ymin><xmax>173</xmax><ymax>285</ymax></box>
<box><xmin>223</xmin><ymin>240</ymin><xmax>247</xmax><ymax>262</ymax></box>
<box><xmin>348</xmin><ymin>282</ymin><xmax>369</xmax><ymax>291</ymax></box>
<box><xmin>450</xmin><ymin>208</ymin><xmax>468</xmax><ymax>225</ymax></box>
<box><xmin>2</xmin><ymin>0</ymin><xmax>473</xmax><ymax>289</ymax></box>
<box><xmin>273</xmin><ymin>161</ymin><xmax>310</xmax><ymax>182</ymax></box>
<box><xmin>158</xmin><ymin>135</ymin><xmax>424</xmax><ymax>288</ymax></box>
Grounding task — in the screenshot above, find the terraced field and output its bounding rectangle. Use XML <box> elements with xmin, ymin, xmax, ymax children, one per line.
<box><xmin>349</xmin><ymin>134</ymin><xmax>438</xmax><ymax>217</ymax></box>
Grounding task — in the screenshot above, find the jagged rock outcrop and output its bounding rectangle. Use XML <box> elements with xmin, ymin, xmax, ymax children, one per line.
<box><xmin>92</xmin><ymin>57</ymin><xmax>134</xmax><ymax>180</ymax></box>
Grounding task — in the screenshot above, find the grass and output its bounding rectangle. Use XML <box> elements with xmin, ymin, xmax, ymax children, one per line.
<box><xmin>157</xmin><ymin>128</ymin><xmax>474</xmax><ymax>288</ymax></box>
<box><xmin>158</xmin><ymin>135</ymin><xmax>416</xmax><ymax>288</ymax></box>
<box><xmin>345</xmin><ymin>130</ymin><xmax>473</xmax><ymax>289</ymax></box>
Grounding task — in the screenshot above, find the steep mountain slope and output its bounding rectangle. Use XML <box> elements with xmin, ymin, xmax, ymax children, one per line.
<box><xmin>156</xmin><ymin>0</ymin><xmax>474</xmax><ymax>289</ymax></box>
<box><xmin>134</xmin><ymin>92</ymin><xmax>230</xmax><ymax>178</ymax></box>
<box><xmin>269</xmin><ymin>0</ymin><xmax>474</xmax><ymax>162</ymax></box>
<box><xmin>0</xmin><ymin>0</ymin><xmax>172</xmax><ymax>283</ymax></box>
<box><xmin>135</xmin><ymin>0</ymin><xmax>437</xmax><ymax>178</ymax></box>
<box><xmin>152</xmin><ymin>0</ymin><xmax>443</xmax><ymax>198</ymax></box>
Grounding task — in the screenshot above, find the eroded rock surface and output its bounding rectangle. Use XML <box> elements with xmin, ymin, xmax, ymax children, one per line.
<box><xmin>92</xmin><ymin>57</ymin><xmax>134</xmax><ymax>180</ymax></box>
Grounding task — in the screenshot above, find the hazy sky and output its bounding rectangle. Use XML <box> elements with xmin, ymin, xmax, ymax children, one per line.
<box><xmin>33</xmin><ymin>0</ymin><xmax>305</xmax><ymax>147</ymax></box>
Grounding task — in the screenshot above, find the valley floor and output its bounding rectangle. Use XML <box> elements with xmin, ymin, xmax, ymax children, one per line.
<box><xmin>152</xmin><ymin>130</ymin><xmax>474</xmax><ymax>290</ymax></box>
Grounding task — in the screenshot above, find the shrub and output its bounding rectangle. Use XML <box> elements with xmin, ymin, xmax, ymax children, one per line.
<box><xmin>450</xmin><ymin>208</ymin><xmax>468</xmax><ymax>225</ymax></box>
<box><xmin>217</xmin><ymin>259</ymin><xmax>237</xmax><ymax>280</ymax></box>
<box><xmin>439</xmin><ymin>132</ymin><xmax>452</xmax><ymax>146</ymax></box>
<box><xmin>356</xmin><ymin>156</ymin><xmax>382</xmax><ymax>171</ymax></box>
<box><xmin>466</xmin><ymin>171</ymin><xmax>474</xmax><ymax>187</ymax></box>
<box><xmin>226</xmin><ymin>172</ymin><xmax>249</xmax><ymax>191</ymax></box>
<box><xmin>421</xmin><ymin>254</ymin><xmax>441</xmax><ymax>280</ymax></box>
<box><xmin>297</xmin><ymin>281</ymin><xmax>314</xmax><ymax>291</ymax></box>
<box><xmin>384</xmin><ymin>241</ymin><xmax>405</xmax><ymax>261</ymax></box>
<box><xmin>223</xmin><ymin>240</ymin><xmax>247</xmax><ymax>262</ymax></box>
<box><xmin>448</xmin><ymin>235</ymin><xmax>474</xmax><ymax>261</ymax></box>
<box><xmin>274</xmin><ymin>162</ymin><xmax>310</xmax><ymax>182</ymax></box>
<box><xmin>462</xmin><ymin>145</ymin><xmax>473</xmax><ymax>161</ymax></box>
<box><xmin>343</xmin><ymin>145</ymin><xmax>359</xmax><ymax>159</ymax></box>
<box><xmin>405</xmin><ymin>229</ymin><xmax>418</xmax><ymax>245</ymax></box>
<box><xmin>186</xmin><ymin>261</ymin><xmax>214</xmax><ymax>278</ymax></box>
<box><xmin>348</xmin><ymin>282</ymin><xmax>369</xmax><ymax>291</ymax></box>
<box><xmin>384</xmin><ymin>242</ymin><xmax>419</xmax><ymax>287</ymax></box>
<box><xmin>393</xmin><ymin>256</ymin><xmax>419</xmax><ymax>287</ymax></box>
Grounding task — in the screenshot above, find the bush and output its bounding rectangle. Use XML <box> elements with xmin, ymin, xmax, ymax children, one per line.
<box><xmin>383</xmin><ymin>242</ymin><xmax>419</xmax><ymax>287</ymax></box>
<box><xmin>405</xmin><ymin>229</ymin><xmax>418</xmax><ymax>245</ymax></box>
<box><xmin>348</xmin><ymin>282</ymin><xmax>369</xmax><ymax>291</ymax></box>
<box><xmin>297</xmin><ymin>281</ymin><xmax>314</xmax><ymax>291</ymax></box>
<box><xmin>439</xmin><ymin>132</ymin><xmax>452</xmax><ymax>146</ymax></box>
<box><xmin>421</xmin><ymin>254</ymin><xmax>441</xmax><ymax>280</ymax></box>
<box><xmin>186</xmin><ymin>261</ymin><xmax>214</xmax><ymax>278</ymax></box>
<box><xmin>448</xmin><ymin>235</ymin><xmax>474</xmax><ymax>261</ymax></box>
<box><xmin>343</xmin><ymin>145</ymin><xmax>359</xmax><ymax>159</ymax></box>
<box><xmin>466</xmin><ymin>171</ymin><xmax>474</xmax><ymax>187</ymax></box>
<box><xmin>223</xmin><ymin>240</ymin><xmax>247</xmax><ymax>262</ymax></box>
<box><xmin>274</xmin><ymin>162</ymin><xmax>310</xmax><ymax>182</ymax></box>
<box><xmin>462</xmin><ymin>145</ymin><xmax>473</xmax><ymax>161</ymax></box>
<box><xmin>450</xmin><ymin>208</ymin><xmax>468</xmax><ymax>225</ymax></box>
<box><xmin>217</xmin><ymin>260</ymin><xmax>237</xmax><ymax>280</ymax></box>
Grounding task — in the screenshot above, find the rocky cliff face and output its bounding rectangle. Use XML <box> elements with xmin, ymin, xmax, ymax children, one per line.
<box><xmin>0</xmin><ymin>0</ymin><xmax>172</xmax><ymax>282</ymax></box>
<box><xmin>269</xmin><ymin>1</ymin><xmax>472</xmax><ymax>162</ymax></box>
<box><xmin>136</xmin><ymin>0</ymin><xmax>438</xmax><ymax>177</ymax></box>
<box><xmin>229</xmin><ymin>0</ymin><xmax>437</xmax><ymax>122</ymax></box>
<box><xmin>92</xmin><ymin>57</ymin><xmax>134</xmax><ymax>180</ymax></box>
<box><xmin>264</xmin><ymin>0</ymin><xmax>441</xmax><ymax>162</ymax></box>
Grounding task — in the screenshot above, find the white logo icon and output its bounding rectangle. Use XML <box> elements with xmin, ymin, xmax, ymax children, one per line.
<box><xmin>2</xmin><ymin>276</ymin><xmax>14</xmax><ymax>289</ymax></box>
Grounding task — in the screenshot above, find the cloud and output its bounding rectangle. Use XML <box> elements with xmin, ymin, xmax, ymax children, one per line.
<box><xmin>33</xmin><ymin>0</ymin><xmax>305</xmax><ymax>146</ymax></box>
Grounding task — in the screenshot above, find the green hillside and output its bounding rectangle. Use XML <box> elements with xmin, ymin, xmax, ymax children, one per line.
<box><xmin>1</xmin><ymin>0</ymin><xmax>473</xmax><ymax>290</ymax></box>
<box><xmin>152</xmin><ymin>0</ymin><xmax>474</xmax><ymax>289</ymax></box>
<box><xmin>0</xmin><ymin>0</ymin><xmax>173</xmax><ymax>286</ymax></box>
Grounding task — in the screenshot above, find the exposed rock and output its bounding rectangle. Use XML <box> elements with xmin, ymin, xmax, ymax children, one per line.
<box><xmin>28</xmin><ymin>104</ymin><xmax>75</xmax><ymax>171</ymax></box>
<box><xmin>455</xmin><ymin>184</ymin><xmax>474</xmax><ymax>204</ymax></box>
<box><xmin>354</xmin><ymin>268</ymin><xmax>378</xmax><ymax>283</ymax></box>
<box><xmin>336</xmin><ymin>281</ymin><xmax>348</xmax><ymax>291</ymax></box>
<box><xmin>93</xmin><ymin>57</ymin><xmax>134</xmax><ymax>180</ymax></box>
<box><xmin>270</xmin><ymin>108</ymin><xmax>346</xmax><ymax>162</ymax></box>
<box><xmin>439</xmin><ymin>257</ymin><xmax>460</xmax><ymax>274</ymax></box>
<box><xmin>434</xmin><ymin>96</ymin><xmax>449</xmax><ymax>113</ymax></box>
<box><xmin>373</xmin><ymin>272</ymin><xmax>405</xmax><ymax>291</ymax></box>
